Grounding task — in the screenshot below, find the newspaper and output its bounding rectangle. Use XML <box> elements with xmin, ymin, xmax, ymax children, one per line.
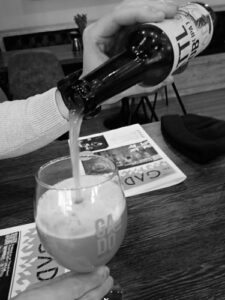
<box><xmin>78</xmin><ymin>124</ymin><xmax>186</xmax><ymax>197</ymax></box>
<box><xmin>0</xmin><ymin>223</ymin><xmax>67</xmax><ymax>300</ymax></box>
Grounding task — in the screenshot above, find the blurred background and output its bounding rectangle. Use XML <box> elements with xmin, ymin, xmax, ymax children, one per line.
<box><xmin>0</xmin><ymin>0</ymin><xmax>225</xmax><ymax>138</ymax></box>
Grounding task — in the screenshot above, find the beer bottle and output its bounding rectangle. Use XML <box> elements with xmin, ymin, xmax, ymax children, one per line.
<box><xmin>58</xmin><ymin>2</ymin><xmax>216</xmax><ymax>116</ymax></box>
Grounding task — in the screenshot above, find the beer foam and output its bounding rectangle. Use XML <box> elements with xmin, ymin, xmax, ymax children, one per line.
<box><xmin>36</xmin><ymin>175</ymin><xmax>125</xmax><ymax>239</ymax></box>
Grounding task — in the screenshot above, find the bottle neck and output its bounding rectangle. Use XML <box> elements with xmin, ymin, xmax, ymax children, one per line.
<box><xmin>78</xmin><ymin>51</ymin><xmax>160</xmax><ymax>114</ymax></box>
<box><xmin>78</xmin><ymin>25</ymin><xmax>173</xmax><ymax>115</ymax></box>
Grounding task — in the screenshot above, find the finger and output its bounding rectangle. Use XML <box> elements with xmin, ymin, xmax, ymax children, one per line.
<box><xmin>91</xmin><ymin>0</ymin><xmax>178</xmax><ymax>38</ymax></box>
<box><xmin>53</xmin><ymin>266</ymin><xmax>110</xmax><ymax>299</ymax></box>
<box><xmin>163</xmin><ymin>75</ymin><xmax>174</xmax><ymax>84</ymax></box>
<box><xmin>25</xmin><ymin>266</ymin><xmax>110</xmax><ymax>300</ymax></box>
<box><xmin>81</xmin><ymin>276</ymin><xmax>114</xmax><ymax>300</ymax></box>
<box><xmin>83</xmin><ymin>5</ymin><xmax>165</xmax><ymax>68</ymax></box>
<box><xmin>82</xmin><ymin>0</ymin><xmax>178</xmax><ymax>75</ymax></box>
<box><xmin>117</xmin><ymin>0</ymin><xmax>178</xmax><ymax>19</ymax></box>
<box><xmin>82</xmin><ymin>0</ymin><xmax>178</xmax><ymax>76</ymax></box>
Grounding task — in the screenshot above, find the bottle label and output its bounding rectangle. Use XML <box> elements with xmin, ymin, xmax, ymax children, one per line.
<box><xmin>150</xmin><ymin>3</ymin><xmax>214</xmax><ymax>73</ymax></box>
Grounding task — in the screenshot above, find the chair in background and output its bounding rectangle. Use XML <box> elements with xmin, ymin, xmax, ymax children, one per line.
<box><xmin>104</xmin><ymin>80</ymin><xmax>187</xmax><ymax>130</ymax></box>
<box><xmin>144</xmin><ymin>81</ymin><xmax>187</xmax><ymax>122</ymax></box>
<box><xmin>7</xmin><ymin>50</ymin><xmax>65</xmax><ymax>99</ymax></box>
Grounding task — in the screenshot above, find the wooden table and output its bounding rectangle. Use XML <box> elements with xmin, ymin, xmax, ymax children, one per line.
<box><xmin>1</xmin><ymin>122</ymin><xmax>225</xmax><ymax>299</ymax></box>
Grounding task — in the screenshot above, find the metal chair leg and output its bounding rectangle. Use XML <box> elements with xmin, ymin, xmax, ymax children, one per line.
<box><xmin>144</xmin><ymin>96</ymin><xmax>159</xmax><ymax>121</ymax></box>
<box><xmin>172</xmin><ymin>82</ymin><xmax>187</xmax><ymax>115</ymax></box>
<box><xmin>164</xmin><ymin>86</ymin><xmax>169</xmax><ymax>106</ymax></box>
<box><xmin>141</xmin><ymin>97</ymin><xmax>149</xmax><ymax>122</ymax></box>
<box><xmin>121</xmin><ymin>97</ymin><xmax>131</xmax><ymax>124</ymax></box>
<box><xmin>150</xmin><ymin>92</ymin><xmax>158</xmax><ymax>122</ymax></box>
<box><xmin>128</xmin><ymin>97</ymin><xmax>136</xmax><ymax>125</ymax></box>
<box><xmin>132</xmin><ymin>97</ymin><xmax>143</xmax><ymax>120</ymax></box>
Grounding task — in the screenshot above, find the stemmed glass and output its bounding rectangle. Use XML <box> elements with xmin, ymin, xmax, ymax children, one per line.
<box><xmin>34</xmin><ymin>154</ymin><xmax>127</xmax><ymax>299</ymax></box>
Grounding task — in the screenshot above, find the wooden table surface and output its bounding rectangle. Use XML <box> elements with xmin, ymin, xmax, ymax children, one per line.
<box><xmin>1</xmin><ymin>122</ymin><xmax>225</xmax><ymax>299</ymax></box>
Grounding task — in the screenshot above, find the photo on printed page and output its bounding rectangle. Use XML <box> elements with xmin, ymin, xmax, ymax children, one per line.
<box><xmin>94</xmin><ymin>140</ymin><xmax>161</xmax><ymax>171</ymax></box>
<box><xmin>79</xmin><ymin>135</ymin><xmax>109</xmax><ymax>152</ymax></box>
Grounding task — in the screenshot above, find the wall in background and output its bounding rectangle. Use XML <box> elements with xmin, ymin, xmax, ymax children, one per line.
<box><xmin>0</xmin><ymin>0</ymin><xmax>225</xmax><ymax>33</ymax></box>
<box><xmin>0</xmin><ymin>0</ymin><xmax>120</xmax><ymax>32</ymax></box>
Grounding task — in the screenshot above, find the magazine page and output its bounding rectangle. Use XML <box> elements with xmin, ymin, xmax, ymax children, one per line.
<box><xmin>79</xmin><ymin>124</ymin><xmax>186</xmax><ymax>197</ymax></box>
<box><xmin>0</xmin><ymin>223</ymin><xmax>66</xmax><ymax>300</ymax></box>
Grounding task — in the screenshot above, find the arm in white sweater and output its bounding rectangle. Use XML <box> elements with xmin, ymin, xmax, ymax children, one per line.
<box><xmin>0</xmin><ymin>88</ymin><xmax>69</xmax><ymax>159</ymax></box>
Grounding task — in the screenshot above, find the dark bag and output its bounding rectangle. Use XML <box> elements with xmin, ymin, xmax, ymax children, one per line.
<box><xmin>161</xmin><ymin>114</ymin><xmax>225</xmax><ymax>164</ymax></box>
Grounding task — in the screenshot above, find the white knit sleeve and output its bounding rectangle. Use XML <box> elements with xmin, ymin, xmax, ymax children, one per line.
<box><xmin>0</xmin><ymin>88</ymin><xmax>69</xmax><ymax>159</ymax></box>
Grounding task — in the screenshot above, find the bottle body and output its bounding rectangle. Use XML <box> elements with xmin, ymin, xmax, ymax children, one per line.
<box><xmin>59</xmin><ymin>2</ymin><xmax>215</xmax><ymax>115</ymax></box>
<box><xmin>145</xmin><ymin>2</ymin><xmax>214</xmax><ymax>79</ymax></box>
